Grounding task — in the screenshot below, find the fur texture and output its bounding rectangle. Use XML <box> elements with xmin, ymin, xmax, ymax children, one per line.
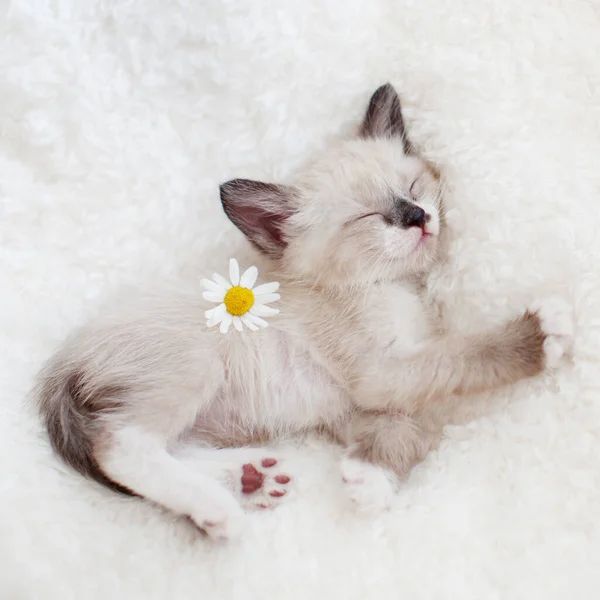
<box><xmin>2</xmin><ymin>1</ymin><xmax>600</xmax><ymax>598</ymax></box>
<box><xmin>36</xmin><ymin>84</ymin><xmax>573</xmax><ymax>541</ymax></box>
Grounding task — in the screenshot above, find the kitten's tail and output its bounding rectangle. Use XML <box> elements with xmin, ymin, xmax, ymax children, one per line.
<box><xmin>36</xmin><ymin>366</ymin><xmax>134</xmax><ymax>496</ymax></box>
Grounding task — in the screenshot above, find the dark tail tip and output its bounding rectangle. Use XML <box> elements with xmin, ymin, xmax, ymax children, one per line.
<box><xmin>39</xmin><ymin>370</ymin><xmax>136</xmax><ymax>497</ymax></box>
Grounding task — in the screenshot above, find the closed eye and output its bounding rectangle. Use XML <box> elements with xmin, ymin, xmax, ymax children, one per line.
<box><xmin>409</xmin><ymin>177</ymin><xmax>420</xmax><ymax>198</ymax></box>
<box><xmin>344</xmin><ymin>212</ymin><xmax>392</xmax><ymax>227</ymax></box>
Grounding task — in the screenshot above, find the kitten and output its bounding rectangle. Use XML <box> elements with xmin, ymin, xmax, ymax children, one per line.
<box><xmin>36</xmin><ymin>84</ymin><xmax>574</xmax><ymax>540</ymax></box>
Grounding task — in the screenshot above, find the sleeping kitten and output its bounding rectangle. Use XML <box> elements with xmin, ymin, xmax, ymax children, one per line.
<box><xmin>36</xmin><ymin>84</ymin><xmax>573</xmax><ymax>540</ymax></box>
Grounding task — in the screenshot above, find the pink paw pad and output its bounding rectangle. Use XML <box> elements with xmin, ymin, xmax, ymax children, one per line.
<box><xmin>241</xmin><ymin>463</ymin><xmax>264</xmax><ymax>494</ymax></box>
<box><xmin>239</xmin><ymin>458</ymin><xmax>291</xmax><ymax>501</ymax></box>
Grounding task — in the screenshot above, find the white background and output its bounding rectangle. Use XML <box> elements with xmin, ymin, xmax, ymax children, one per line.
<box><xmin>1</xmin><ymin>1</ymin><xmax>600</xmax><ymax>598</ymax></box>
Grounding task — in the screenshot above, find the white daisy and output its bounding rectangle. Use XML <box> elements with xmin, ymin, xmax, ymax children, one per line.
<box><xmin>201</xmin><ymin>258</ymin><xmax>280</xmax><ymax>334</ymax></box>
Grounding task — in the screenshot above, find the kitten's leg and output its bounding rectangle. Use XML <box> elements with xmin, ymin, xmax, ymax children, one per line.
<box><xmin>338</xmin><ymin>412</ymin><xmax>441</xmax><ymax>513</ymax></box>
<box><xmin>175</xmin><ymin>446</ymin><xmax>293</xmax><ymax>510</ymax></box>
<box><xmin>97</xmin><ymin>426</ymin><xmax>246</xmax><ymax>540</ymax></box>
<box><xmin>346</xmin><ymin>411</ymin><xmax>441</xmax><ymax>477</ymax></box>
<box><xmin>354</xmin><ymin>298</ymin><xmax>574</xmax><ymax>414</ymax></box>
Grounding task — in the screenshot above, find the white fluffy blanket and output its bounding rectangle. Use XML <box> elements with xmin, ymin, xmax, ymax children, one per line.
<box><xmin>2</xmin><ymin>1</ymin><xmax>599</xmax><ymax>598</ymax></box>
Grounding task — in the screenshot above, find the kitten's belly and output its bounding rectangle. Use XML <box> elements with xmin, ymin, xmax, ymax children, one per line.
<box><xmin>192</xmin><ymin>341</ymin><xmax>350</xmax><ymax>446</ymax></box>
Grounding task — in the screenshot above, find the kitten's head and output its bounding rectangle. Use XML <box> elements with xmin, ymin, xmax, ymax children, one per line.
<box><xmin>220</xmin><ymin>84</ymin><xmax>443</xmax><ymax>286</ymax></box>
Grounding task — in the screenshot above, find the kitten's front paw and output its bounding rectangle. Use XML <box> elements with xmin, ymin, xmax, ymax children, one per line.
<box><xmin>340</xmin><ymin>456</ymin><xmax>395</xmax><ymax>515</ymax></box>
<box><xmin>530</xmin><ymin>297</ymin><xmax>574</xmax><ymax>368</ymax></box>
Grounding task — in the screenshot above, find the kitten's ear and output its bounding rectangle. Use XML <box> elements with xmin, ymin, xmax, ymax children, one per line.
<box><xmin>359</xmin><ymin>83</ymin><xmax>412</xmax><ymax>153</ymax></box>
<box><xmin>220</xmin><ymin>179</ymin><xmax>297</xmax><ymax>257</ymax></box>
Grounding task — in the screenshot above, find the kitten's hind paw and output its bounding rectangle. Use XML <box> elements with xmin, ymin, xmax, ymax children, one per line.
<box><xmin>236</xmin><ymin>457</ymin><xmax>292</xmax><ymax>510</ymax></box>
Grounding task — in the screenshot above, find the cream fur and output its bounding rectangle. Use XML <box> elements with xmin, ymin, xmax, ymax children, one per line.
<box><xmin>33</xmin><ymin>118</ymin><xmax>449</xmax><ymax>536</ymax></box>
<box><xmin>34</xmin><ymin>85</ymin><xmax>572</xmax><ymax>540</ymax></box>
<box><xmin>2</xmin><ymin>0</ymin><xmax>600</xmax><ymax>598</ymax></box>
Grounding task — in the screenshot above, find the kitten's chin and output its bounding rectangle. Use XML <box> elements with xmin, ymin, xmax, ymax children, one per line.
<box><xmin>398</xmin><ymin>236</ymin><xmax>440</xmax><ymax>277</ymax></box>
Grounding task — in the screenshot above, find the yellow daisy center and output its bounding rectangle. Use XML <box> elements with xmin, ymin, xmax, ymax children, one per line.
<box><xmin>224</xmin><ymin>286</ymin><xmax>255</xmax><ymax>316</ymax></box>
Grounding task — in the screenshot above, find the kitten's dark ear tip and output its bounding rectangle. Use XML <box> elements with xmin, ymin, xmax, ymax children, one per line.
<box><xmin>361</xmin><ymin>82</ymin><xmax>410</xmax><ymax>151</ymax></box>
<box><xmin>219</xmin><ymin>178</ymin><xmax>241</xmax><ymax>198</ymax></box>
<box><xmin>369</xmin><ymin>83</ymin><xmax>400</xmax><ymax>105</ymax></box>
<box><xmin>219</xmin><ymin>179</ymin><xmax>250</xmax><ymax>211</ymax></box>
<box><xmin>376</xmin><ymin>82</ymin><xmax>397</xmax><ymax>95</ymax></box>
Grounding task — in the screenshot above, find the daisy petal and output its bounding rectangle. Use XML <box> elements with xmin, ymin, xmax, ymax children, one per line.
<box><xmin>205</xmin><ymin>303</ymin><xmax>226</xmax><ymax>320</ymax></box>
<box><xmin>254</xmin><ymin>293</ymin><xmax>280</xmax><ymax>305</ymax></box>
<box><xmin>250</xmin><ymin>304</ymin><xmax>280</xmax><ymax>317</ymax></box>
<box><xmin>207</xmin><ymin>306</ymin><xmax>226</xmax><ymax>327</ymax></box>
<box><xmin>207</xmin><ymin>314</ymin><xmax>223</xmax><ymax>327</ymax></box>
<box><xmin>252</xmin><ymin>282</ymin><xmax>280</xmax><ymax>296</ymax></box>
<box><xmin>201</xmin><ymin>279</ymin><xmax>227</xmax><ymax>295</ymax></box>
<box><xmin>233</xmin><ymin>316</ymin><xmax>243</xmax><ymax>332</ymax></box>
<box><xmin>203</xmin><ymin>291</ymin><xmax>226</xmax><ymax>303</ymax></box>
<box><xmin>229</xmin><ymin>258</ymin><xmax>240</xmax><ymax>286</ymax></box>
<box><xmin>240</xmin><ymin>265</ymin><xmax>258</xmax><ymax>289</ymax></box>
<box><xmin>220</xmin><ymin>313</ymin><xmax>233</xmax><ymax>334</ymax></box>
<box><xmin>212</xmin><ymin>273</ymin><xmax>232</xmax><ymax>290</ymax></box>
<box><xmin>241</xmin><ymin>314</ymin><xmax>259</xmax><ymax>331</ymax></box>
<box><xmin>245</xmin><ymin>313</ymin><xmax>269</xmax><ymax>329</ymax></box>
